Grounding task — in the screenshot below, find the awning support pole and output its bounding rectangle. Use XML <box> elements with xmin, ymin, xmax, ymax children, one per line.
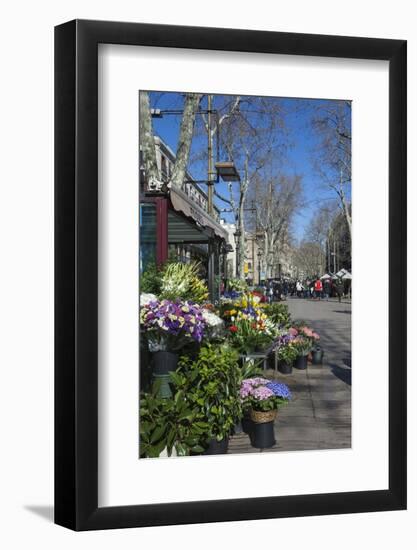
<box><xmin>156</xmin><ymin>198</ymin><xmax>168</xmax><ymax>266</ymax></box>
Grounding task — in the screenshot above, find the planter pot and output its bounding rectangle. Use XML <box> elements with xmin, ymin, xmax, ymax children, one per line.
<box><xmin>151</xmin><ymin>351</ymin><xmax>179</xmax><ymax>398</ymax></box>
<box><xmin>294</xmin><ymin>355</ymin><xmax>308</xmax><ymax>370</ymax></box>
<box><xmin>242</xmin><ymin>411</ymin><xmax>253</xmax><ymax>435</ymax></box>
<box><xmin>312</xmin><ymin>347</ymin><xmax>324</xmax><ymax>365</ymax></box>
<box><xmin>233</xmin><ymin>420</ymin><xmax>243</xmax><ymax>435</ymax></box>
<box><xmin>203</xmin><ymin>437</ymin><xmax>229</xmax><ymax>455</ymax></box>
<box><xmin>152</xmin><ymin>351</ymin><xmax>179</xmax><ymax>375</ymax></box>
<box><xmin>250</xmin><ymin>408</ymin><xmax>277</xmax><ymax>423</ymax></box>
<box><xmin>152</xmin><ymin>373</ymin><xmax>173</xmax><ymax>398</ymax></box>
<box><xmin>250</xmin><ymin>421</ymin><xmax>276</xmax><ymax>449</ymax></box>
<box><xmin>278</xmin><ymin>360</ymin><xmax>293</xmax><ymax>375</ymax></box>
<box><xmin>250</xmin><ymin>409</ymin><xmax>277</xmax><ymax>448</ymax></box>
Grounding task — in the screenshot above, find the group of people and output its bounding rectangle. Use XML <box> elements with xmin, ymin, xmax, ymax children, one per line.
<box><xmin>260</xmin><ymin>276</ymin><xmax>347</xmax><ymax>303</ymax></box>
<box><xmin>255</xmin><ymin>277</ymin><xmax>349</xmax><ymax>303</ymax></box>
<box><xmin>292</xmin><ymin>277</ymin><xmax>346</xmax><ymax>302</ymax></box>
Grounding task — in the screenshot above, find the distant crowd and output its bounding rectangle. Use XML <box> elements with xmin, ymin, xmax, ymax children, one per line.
<box><xmin>258</xmin><ymin>277</ymin><xmax>351</xmax><ymax>303</ymax></box>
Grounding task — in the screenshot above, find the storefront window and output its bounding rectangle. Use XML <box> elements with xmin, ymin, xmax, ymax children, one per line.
<box><xmin>139</xmin><ymin>203</ymin><xmax>156</xmax><ymax>273</ymax></box>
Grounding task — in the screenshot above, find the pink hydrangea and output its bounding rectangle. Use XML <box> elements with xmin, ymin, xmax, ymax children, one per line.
<box><xmin>252</xmin><ymin>385</ymin><xmax>274</xmax><ymax>401</ymax></box>
<box><xmin>300</xmin><ymin>326</ymin><xmax>314</xmax><ymax>338</ymax></box>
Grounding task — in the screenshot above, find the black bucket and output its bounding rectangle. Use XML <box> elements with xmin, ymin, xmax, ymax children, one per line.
<box><xmin>294</xmin><ymin>355</ymin><xmax>308</xmax><ymax>370</ymax></box>
<box><xmin>152</xmin><ymin>351</ymin><xmax>179</xmax><ymax>375</ymax></box>
<box><xmin>278</xmin><ymin>361</ymin><xmax>293</xmax><ymax>375</ymax></box>
<box><xmin>203</xmin><ymin>437</ymin><xmax>229</xmax><ymax>455</ymax></box>
<box><xmin>250</xmin><ymin>421</ymin><xmax>276</xmax><ymax>449</ymax></box>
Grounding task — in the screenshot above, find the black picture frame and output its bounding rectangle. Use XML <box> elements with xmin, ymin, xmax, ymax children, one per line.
<box><xmin>55</xmin><ymin>19</ymin><xmax>407</xmax><ymax>531</ymax></box>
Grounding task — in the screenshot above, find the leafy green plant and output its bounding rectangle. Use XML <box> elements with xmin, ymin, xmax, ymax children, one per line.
<box><xmin>140</xmin><ymin>262</ymin><xmax>163</xmax><ymax>295</ymax></box>
<box><xmin>239</xmin><ymin>359</ymin><xmax>264</xmax><ymax>381</ymax></box>
<box><xmin>139</xmin><ymin>380</ymin><xmax>205</xmax><ymax>458</ymax></box>
<box><xmin>174</xmin><ymin>344</ymin><xmax>242</xmax><ymax>442</ymax></box>
<box><xmin>277</xmin><ymin>342</ymin><xmax>298</xmax><ymax>364</ymax></box>
<box><xmin>263</xmin><ymin>303</ymin><xmax>291</xmax><ymax>328</ymax></box>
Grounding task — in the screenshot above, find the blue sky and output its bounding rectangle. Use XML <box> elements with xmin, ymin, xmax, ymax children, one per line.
<box><xmin>148</xmin><ymin>92</ymin><xmax>351</xmax><ymax>241</ymax></box>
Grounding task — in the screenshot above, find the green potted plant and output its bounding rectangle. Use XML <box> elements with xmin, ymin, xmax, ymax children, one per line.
<box><xmin>139</xmin><ymin>381</ymin><xmax>206</xmax><ymax>458</ymax></box>
<box><xmin>292</xmin><ymin>336</ymin><xmax>313</xmax><ymax>370</ymax></box>
<box><xmin>173</xmin><ymin>343</ymin><xmax>242</xmax><ymax>454</ymax></box>
<box><xmin>276</xmin><ymin>341</ymin><xmax>298</xmax><ymax>374</ymax></box>
<box><xmin>240</xmin><ymin>378</ymin><xmax>291</xmax><ymax>448</ymax></box>
<box><xmin>263</xmin><ymin>303</ymin><xmax>291</xmax><ymax>328</ymax></box>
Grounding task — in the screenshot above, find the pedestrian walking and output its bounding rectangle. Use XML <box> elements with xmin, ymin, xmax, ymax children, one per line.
<box><xmin>314</xmin><ymin>278</ymin><xmax>323</xmax><ymax>300</ymax></box>
<box><xmin>335</xmin><ymin>277</ymin><xmax>344</xmax><ymax>303</ymax></box>
<box><xmin>323</xmin><ymin>279</ymin><xmax>331</xmax><ymax>301</ymax></box>
<box><xmin>267</xmin><ymin>281</ymin><xmax>274</xmax><ymax>303</ymax></box>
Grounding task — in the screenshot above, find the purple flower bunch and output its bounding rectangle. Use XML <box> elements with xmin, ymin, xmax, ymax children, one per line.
<box><xmin>240</xmin><ymin>377</ymin><xmax>291</xmax><ymax>412</ymax></box>
<box><xmin>242</xmin><ymin>306</ymin><xmax>257</xmax><ymax>318</ymax></box>
<box><xmin>140</xmin><ymin>299</ymin><xmax>207</xmax><ymax>351</ymax></box>
<box><xmin>271</xmin><ymin>332</ymin><xmax>295</xmax><ymax>352</ymax></box>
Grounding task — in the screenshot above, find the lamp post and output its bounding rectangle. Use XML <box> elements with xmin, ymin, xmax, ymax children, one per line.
<box><xmin>234</xmin><ymin>229</ymin><xmax>241</xmax><ymax>278</ymax></box>
<box><xmin>257</xmin><ymin>249</ymin><xmax>262</xmax><ymax>286</ymax></box>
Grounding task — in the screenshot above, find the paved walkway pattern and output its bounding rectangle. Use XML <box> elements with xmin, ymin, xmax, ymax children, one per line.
<box><xmin>229</xmin><ymin>297</ymin><xmax>351</xmax><ymax>453</ymax></box>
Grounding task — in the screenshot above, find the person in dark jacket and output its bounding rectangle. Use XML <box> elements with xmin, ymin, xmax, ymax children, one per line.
<box><xmin>334</xmin><ymin>278</ymin><xmax>344</xmax><ymax>303</ymax></box>
<box><xmin>323</xmin><ymin>279</ymin><xmax>331</xmax><ymax>301</ymax></box>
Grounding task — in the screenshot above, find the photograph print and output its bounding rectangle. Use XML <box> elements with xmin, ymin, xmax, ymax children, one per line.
<box><xmin>139</xmin><ymin>90</ymin><xmax>352</xmax><ymax>458</ymax></box>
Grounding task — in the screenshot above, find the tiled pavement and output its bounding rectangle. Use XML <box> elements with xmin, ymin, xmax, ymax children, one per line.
<box><xmin>229</xmin><ymin>297</ymin><xmax>352</xmax><ymax>454</ymax></box>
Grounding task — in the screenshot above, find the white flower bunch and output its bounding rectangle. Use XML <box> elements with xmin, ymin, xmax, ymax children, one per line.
<box><xmin>140</xmin><ymin>293</ymin><xmax>157</xmax><ymax>306</ymax></box>
<box><xmin>202</xmin><ymin>309</ymin><xmax>223</xmax><ymax>328</ymax></box>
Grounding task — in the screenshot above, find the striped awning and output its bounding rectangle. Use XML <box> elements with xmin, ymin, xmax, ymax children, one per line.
<box><xmin>169</xmin><ymin>186</ymin><xmax>229</xmax><ymax>241</ymax></box>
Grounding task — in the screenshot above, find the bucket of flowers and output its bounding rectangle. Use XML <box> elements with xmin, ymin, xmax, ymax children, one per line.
<box><xmin>275</xmin><ymin>332</ymin><xmax>299</xmax><ymax>374</ymax></box>
<box><xmin>227</xmin><ymin>312</ymin><xmax>275</xmax><ymax>355</ymax></box>
<box><xmin>140</xmin><ymin>297</ymin><xmax>208</xmax><ymax>397</ymax></box>
<box><xmin>291</xmin><ymin>325</ymin><xmax>320</xmax><ymax>365</ymax></box>
<box><xmin>240</xmin><ymin>377</ymin><xmax>291</xmax><ymax>448</ymax></box>
<box><xmin>224</xmin><ymin>291</ymin><xmax>278</xmax><ymax>352</ymax></box>
<box><xmin>292</xmin><ymin>335</ymin><xmax>314</xmax><ymax>370</ymax></box>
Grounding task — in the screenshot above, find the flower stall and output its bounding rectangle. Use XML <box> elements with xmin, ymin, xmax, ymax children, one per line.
<box><xmin>139</xmin><ymin>261</ymin><xmax>322</xmax><ymax>457</ymax></box>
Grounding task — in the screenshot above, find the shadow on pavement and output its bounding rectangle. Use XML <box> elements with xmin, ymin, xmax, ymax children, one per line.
<box><xmin>329</xmin><ymin>364</ymin><xmax>351</xmax><ymax>386</ymax></box>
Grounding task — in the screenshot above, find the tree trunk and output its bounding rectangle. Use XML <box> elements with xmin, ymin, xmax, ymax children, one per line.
<box><xmin>139</xmin><ymin>92</ymin><xmax>161</xmax><ymax>190</ymax></box>
<box><xmin>238</xmin><ymin>156</ymin><xmax>249</xmax><ymax>280</ymax></box>
<box><xmin>170</xmin><ymin>93</ymin><xmax>202</xmax><ymax>188</ymax></box>
<box><xmin>340</xmin><ymin>192</ymin><xmax>352</xmax><ymax>246</ymax></box>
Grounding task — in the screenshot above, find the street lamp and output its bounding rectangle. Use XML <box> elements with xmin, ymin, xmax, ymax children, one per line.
<box><xmin>234</xmin><ymin>229</ymin><xmax>241</xmax><ymax>278</ymax></box>
<box><xmin>257</xmin><ymin>249</ymin><xmax>262</xmax><ymax>285</ymax></box>
<box><xmin>215</xmin><ymin>161</ymin><xmax>240</xmax><ymax>182</ymax></box>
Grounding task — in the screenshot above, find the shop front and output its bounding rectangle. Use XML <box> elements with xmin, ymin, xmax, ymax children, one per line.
<box><xmin>140</xmin><ymin>186</ymin><xmax>229</xmax><ymax>302</ymax></box>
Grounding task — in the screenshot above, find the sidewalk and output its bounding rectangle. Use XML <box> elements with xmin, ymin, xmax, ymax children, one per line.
<box><xmin>229</xmin><ymin>298</ymin><xmax>351</xmax><ymax>454</ymax></box>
